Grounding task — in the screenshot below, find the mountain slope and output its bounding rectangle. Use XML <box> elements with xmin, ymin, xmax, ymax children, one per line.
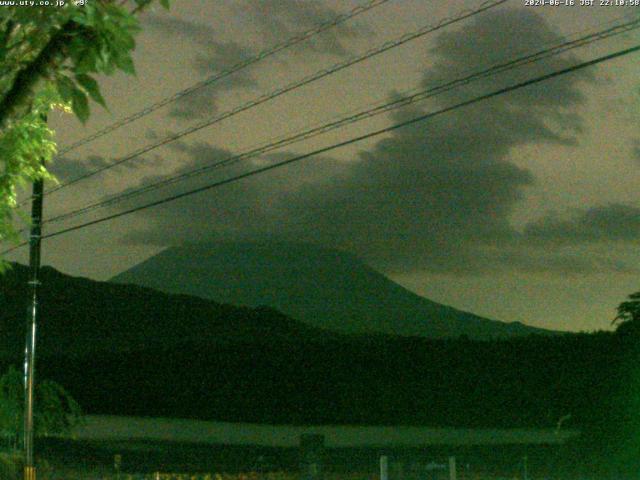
<box><xmin>112</xmin><ymin>242</ymin><xmax>552</xmax><ymax>339</ymax></box>
<box><xmin>0</xmin><ymin>262</ymin><xmax>337</xmax><ymax>358</ymax></box>
<box><xmin>0</xmin><ymin>261</ymin><xmax>625</xmax><ymax>433</ymax></box>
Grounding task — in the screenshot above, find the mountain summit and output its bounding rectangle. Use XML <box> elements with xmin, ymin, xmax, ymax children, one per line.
<box><xmin>112</xmin><ymin>242</ymin><xmax>551</xmax><ymax>339</ymax></box>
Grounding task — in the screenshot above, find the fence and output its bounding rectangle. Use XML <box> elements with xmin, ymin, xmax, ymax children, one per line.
<box><xmin>24</xmin><ymin>431</ymin><xmax>569</xmax><ymax>480</ymax></box>
<box><xmin>55</xmin><ymin>473</ymin><xmax>378</xmax><ymax>480</ymax></box>
<box><xmin>118</xmin><ymin>463</ymin><xmax>530</xmax><ymax>480</ymax></box>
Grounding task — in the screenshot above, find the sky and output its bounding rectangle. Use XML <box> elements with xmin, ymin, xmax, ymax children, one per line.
<box><xmin>5</xmin><ymin>0</ymin><xmax>640</xmax><ymax>333</ymax></box>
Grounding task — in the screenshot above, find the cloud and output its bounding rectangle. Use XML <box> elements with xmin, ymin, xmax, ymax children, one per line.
<box><xmin>118</xmin><ymin>8</ymin><xmax>631</xmax><ymax>276</ymax></box>
<box><xmin>171</xmin><ymin>43</ymin><xmax>258</xmax><ymax>119</ymax></box>
<box><xmin>419</xmin><ymin>7</ymin><xmax>592</xmax><ymax>143</ymax></box>
<box><xmin>522</xmin><ymin>204</ymin><xmax>640</xmax><ymax>245</ymax></box>
<box><xmin>49</xmin><ymin>152</ymin><xmax>159</xmax><ymax>187</ymax></box>
<box><xmin>144</xmin><ymin>15</ymin><xmax>215</xmax><ymax>45</ymax></box>
<box><xmin>485</xmin><ymin>249</ymin><xmax>638</xmax><ymax>275</ymax></box>
<box><xmin>144</xmin><ymin>16</ymin><xmax>258</xmax><ymax>119</ymax></box>
<box><xmin>145</xmin><ymin>3</ymin><xmax>368</xmax><ymax>119</ymax></box>
<box><xmin>50</xmin><ymin>155</ymin><xmax>113</xmax><ymax>182</ymax></box>
<box><xmin>117</xmin><ymin>140</ymin><xmax>350</xmax><ymax>246</ymax></box>
<box><xmin>232</xmin><ymin>0</ymin><xmax>369</xmax><ymax>58</ymax></box>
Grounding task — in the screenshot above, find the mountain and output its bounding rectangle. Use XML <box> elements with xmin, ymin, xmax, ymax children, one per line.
<box><xmin>0</xmin><ymin>261</ymin><xmax>629</xmax><ymax>434</ymax></box>
<box><xmin>112</xmin><ymin>242</ymin><xmax>553</xmax><ymax>339</ymax></box>
<box><xmin>0</xmin><ymin>262</ymin><xmax>337</xmax><ymax>358</ymax></box>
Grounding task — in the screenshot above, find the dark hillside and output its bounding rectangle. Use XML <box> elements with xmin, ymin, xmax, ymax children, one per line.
<box><xmin>1</xmin><ymin>262</ymin><xmax>637</xmax><ymax>449</ymax></box>
<box><xmin>0</xmin><ymin>263</ymin><xmax>337</xmax><ymax>358</ymax></box>
<box><xmin>112</xmin><ymin>242</ymin><xmax>556</xmax><ymax>339</ymax></box>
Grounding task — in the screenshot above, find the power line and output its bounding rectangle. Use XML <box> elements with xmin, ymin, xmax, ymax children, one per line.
<box><xmin>39</xmin><ymin>17</ymin><xmax>640</xmax><ymax>227</ymax></box>
<box><xmin>55</xmin><ymin>0</ymin><xmax>394</xmax><ymax>157</ymax></box>
<box><xmin>3</xmin><ymin>42</ymin><xmax>637</xmax><ymax>255</ymax></box>
<box><xmin>39</xmin><ymin>0</ymin><xmax>508</xmax><ymax>199</ymax></box>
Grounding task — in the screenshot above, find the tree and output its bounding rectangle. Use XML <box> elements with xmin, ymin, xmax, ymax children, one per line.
<box><xmin>0</xmin><ymin>366</ymin><xmax>82</xmax><ymax>450</ymax></box>
<box><xmin>614</xmin><ymin>291</ymin><xmax>640</xmax><ymax>325</ymax></box>
<box><xmin>612</xmin><ymin>291</ymin><xmax>640</xmax><ymax>337</ymax></box>
<box><xmin>0</xmin><ymin>0</ymin><xmax>169</xmax><ymax>260</ymax></box>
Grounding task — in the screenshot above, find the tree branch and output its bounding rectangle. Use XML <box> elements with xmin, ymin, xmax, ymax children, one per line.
<box><xmin>0</xmin><ymin>20</ymin><xmax>81</xmax><ymax>133</ymax></box>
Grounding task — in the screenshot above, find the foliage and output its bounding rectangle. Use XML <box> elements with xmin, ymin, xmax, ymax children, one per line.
<box><xmin>0</xmin><ymin>88</ymin><xmax>61</xmax><ymax>250</ymax></box>
<box><xmin>614</xmin><ymin>291</ymin><xmax>640</xmax><ymax>325</ymax></box>
<box><xmin>610</xmin><ymin>291</ymin><xmax>640</xmax><ymax>340</ymax></box>
<box><xmin>0</xmin><ymin>366</ymin><xmax>83</xmax><ymax>449</ymax></box>
<box><xmin>0</xmin><ymin>451</ymin><xmax>21</xmax><ymax>480</ymax></box>
<box><xmin>0</xmin><ymin>0</ymin><xmax>170</xmax><ymax>254</ymax></box>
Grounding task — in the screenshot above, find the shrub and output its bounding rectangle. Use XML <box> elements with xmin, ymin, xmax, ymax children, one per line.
<box><xmin>0</xmin><ymin>452</ymin><xmax>22</xmax><ymax>480</ymax></box>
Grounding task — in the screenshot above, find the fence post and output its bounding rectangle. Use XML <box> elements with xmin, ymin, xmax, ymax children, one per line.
<box><xmin>300</xmin><ymin>434</ymin><xmax>324</xmax><ymax>480</ymax></box>
<box><xmin>380</xmin><ymin>456</ymin><xmax>389</xmax><ymax>480</ymax></box>
<box><xmin>448</xmin><ymin>457</ymin><xmax>456</xmax><ymax>480</ymax></box>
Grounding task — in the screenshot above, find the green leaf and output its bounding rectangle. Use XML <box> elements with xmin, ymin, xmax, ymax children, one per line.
<box><xmin>96</xmin><ymin>42</ymin><xmax>115</xmax><ymax>73</ymax></box>
<box><xmin>55</xmin><ymin>75</ymin><xmax>75</xmax><ymax>103</ymax></box>
<box><xmin>71</xmin><ymin>42</ymin><xmax>99</xmax><ymax>74</ymax></box>
<box><xmin>114</xmin><ymin>54</ymin><xmax>136</xmax><ymax>75</ymax></box>
<box><xmin>83</xmin><ymin>3</ymin><xmax>98</xmax><ymax>27</ymax></box>
<box><xmin>160</xmin><ymin>0</ymin><xmax>171</xmax><ymax>9</ymax></box>
<box><xmin>75</xmin><ymin>74</ymin><xmax>106</xmax><ymax>107</ymax></box>
<box><xmin>70</xmin><ymin>88</ymin><xmax>90</xmax><ymax>123</ymax></box>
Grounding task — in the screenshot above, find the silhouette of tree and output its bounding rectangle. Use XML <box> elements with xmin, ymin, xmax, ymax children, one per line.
<box><xmin>613</xmin><ymin>291</ymin><xmax>640</xmax><ymax>336</ymax></box>
<box><xmin>614</xmin><ymin>292</ymin><xmax>640</xmax><ymax>324</ymax></box>
<box><xmin>0</xmin><ymin>366</ymin><xmax>82</xmax><ymax>450</ymax></box>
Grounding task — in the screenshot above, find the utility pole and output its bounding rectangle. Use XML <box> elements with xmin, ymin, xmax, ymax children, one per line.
<box><xmin>23</xmin><ymin>153</ymin><xmax>45</xmax><ymax>480</ymax></box>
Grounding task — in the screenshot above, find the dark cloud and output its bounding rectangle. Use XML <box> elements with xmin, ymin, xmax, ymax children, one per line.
<box><xmin>144</xmin><ymin>15</ymin><xmax>215</xmax><ymax>45</ymax></box>
<box><xmin>50</xmin><ymin>153</ymin><xmax>157</xmax><ymax>184</ymax></box>
<box><xmin>145</xmin><ymin>16</ymin><xmax>257</xmax><ymax>119</ymax></box>
<box><xmin>145</xmin><ymin>3</ymin><xmax>367</xmax><ymax>119</ymax></box>
<box><xmin>485</xmin><ymin>249</ymin><xmax>637</xmax><ymax>275</ymax></box>
<box><xmin>420</xmin><ymin>8</ymin><xmax>592</xmax><ymax>143</ymax></box>
<box><xmin>522</xmin><ymin>204</ymin><xmax>640</xmax><ymax>245</ymax></box>
<box><xmin>50</xmin><ymin>155</ymin><xmax>113</xmax><ymax>182</ymax></box>
<box><xmin>118</xmin><ymin>141</ymin><xmax>350</xmax><ymax>246</ymax></box>
<box><xmin>233</xmin><ymin>0</ymin><xmax>368</xmax><ymax>58</ymax></box>
<box><xmin>119</xmin><ymin>8</ymin><xmax>628</xmax><ymax>276</ymax></box>
<box><xmin>169</xmin><ymin>44</ymin><xmax>258</xmax><ymax>119</ymax></box>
